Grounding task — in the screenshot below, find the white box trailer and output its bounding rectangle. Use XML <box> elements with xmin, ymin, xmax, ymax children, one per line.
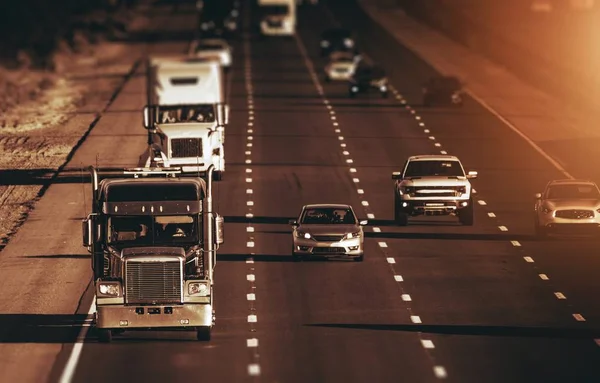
<box><xmin>143</xmin><ymin>56</ymin><xmax>229</xmax><ymax>181</ymax></box>
<box><xmin>257</xmin><ymin>0</ymin><xmax>296</xmax><ymax>36</ymax></box>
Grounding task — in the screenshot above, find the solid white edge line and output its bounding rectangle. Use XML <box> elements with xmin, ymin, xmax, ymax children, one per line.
<box><xmin>58</xmin><ymin>300</ymin><xmax>96</xmax><ymax>383</ymax></box>
<box><xmin>466</xmin><ymin>90</ymin><xmax>573</xmax><ymax>179</ymax></box>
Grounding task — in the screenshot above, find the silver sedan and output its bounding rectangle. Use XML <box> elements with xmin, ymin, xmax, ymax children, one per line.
<box><xmin>289</xmin><ymin>204</ymin><xmax>367</xmax><ymax>261</ymax></box>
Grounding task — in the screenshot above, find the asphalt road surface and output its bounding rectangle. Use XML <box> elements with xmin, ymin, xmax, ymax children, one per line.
<box><xmin>2</xmin><ymin>0</ymin><xmax>600</xmax><ymax>382</ymax></box>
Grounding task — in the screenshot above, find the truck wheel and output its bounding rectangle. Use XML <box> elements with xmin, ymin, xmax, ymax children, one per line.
<box><xmin>212</xmin><ymin>171</ymin><xmax>223</xmax><ymax>181</ymax></box>
<box><xmin>196</xmin><ymin>326</ymin><xmax>212</xmax><ymax>341</ymax></box>
<box><xmin>97</xmin><ymin>328</ymin><xmax>112</xmax><ymax>343</ymax></box>
<box><xmin>458</xmin><ymin>202</ymin><xmax>474</xmax><ymax>226</ymax></box>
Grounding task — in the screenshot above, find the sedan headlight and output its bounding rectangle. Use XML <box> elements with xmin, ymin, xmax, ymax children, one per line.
<box><xmin>541</xmin><ymin>206</ymin><xmax>552</xmax><ymax>214</ymax></box>
<box><xmin>98</xmin><ymin>282</ymin><xmax>122</xmax><ymax>297</ymax></box>
<box><xmin>344</xmin><ymin>38</ymin><xmax>354</xmax><ymax>47</ymax></box>
<box><xmin>296</xmin><ymin>231</ymin><xmax>311</xmax><ymax>239</ymax></box>
<box><xmin>188</xmin><ymin>282</ymin><xmax>210</xmax><ymax>296</ymax></box>
<box><xmin>346</xmin><ymin>231</ymin><xmax>361</xmax><ymax>239</ymax></box>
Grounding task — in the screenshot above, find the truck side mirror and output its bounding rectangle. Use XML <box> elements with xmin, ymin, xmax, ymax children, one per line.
<box><xmin>466</xmin><ymin>170</ymin><xmax>478</xmax><ymax>179</ymax></box>
<box><xmin>215</xmin><ymin>214</ymin><xmax>224</xmax><ymax>245</ymax></box>
<box><xmin>535</xmin><ymin>193</ymin><xmax>542</xmax><ymax>199</ymax></box>
<box><xmin>82</xmin><ymin>216</ymin><xmax>93</xmax><ymax>248</ymax></box>
<box><xmin>392</xmin><ymin>172</ymin><xmax>402</xmax><ymax>180</ymax></box>
<box><xmin>143</xmin><ymin>106</ymin><xmax>155</xmax><ymax>129</ymax></box>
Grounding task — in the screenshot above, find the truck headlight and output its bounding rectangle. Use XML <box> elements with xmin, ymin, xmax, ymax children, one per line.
<box><xmin>346</xmin><ymin>232</ymin><xmax>360</xmax><ymax>239</ymax></box>
<box><xmin>98</xmin><ymin>282</ymin><xmax>122</xmax><ymax>297</ymax></box>
<box><xmin>297</xmin><ymin>231</ymin><xmax>311</xmax><ymax>239</ymax></box>
<box><xmin>188</xmin><ymin>282</ymin><xmax>210</xmax><ymax>296</ymax></box>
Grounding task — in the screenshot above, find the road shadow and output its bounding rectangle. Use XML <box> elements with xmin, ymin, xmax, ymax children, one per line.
<box><xmin>0</xmin><ymin>314</ymin><xmax>89</xmax><ymax>343</ymax></box>
<box><xmin>306</xmin><ymin>323</ymin><xmax>600</xmax><ymax>340</ymax></box>
<box><xmin>22</xmin><ymin>254</ymin><xmax>90</xmax><ymax>259</ymax></box>
<box><xmin>217</xmin><ymin>253</ymin><xmax>295</xmax><ymax>262</ymax></box>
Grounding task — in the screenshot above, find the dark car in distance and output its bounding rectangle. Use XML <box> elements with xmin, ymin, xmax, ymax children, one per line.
<box><xmin>349</xmin><ymin>64</ymin><xmax>389</xmax><ymax>98</ymax></box>
<box><xmin>422</xmin><ymin>76</ymin><xmax>464</xmax><ymax>106</ymax></box>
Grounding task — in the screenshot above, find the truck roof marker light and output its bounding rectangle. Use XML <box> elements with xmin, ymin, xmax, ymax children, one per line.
<box><xmin>160</xmin><ymin>206</ymin><xmax>163</xmax><ymax>212</ymax></box>
<box><xmin>151</xmin><ymin>206</ymin><xmax>155</xmax><ymax>213</ymax></box>
<box><xmin>114</xmin><ymin>206</ymin><xmax>119</xmax><ymax>212</ymax></box>
<box><xmin>187</xmin><ymin>205</ymin><xmax>190</xmax><ymax>212</ymax></box>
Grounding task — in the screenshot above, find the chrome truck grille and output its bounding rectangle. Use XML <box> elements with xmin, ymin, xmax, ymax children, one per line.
<box><xmin>171</xmin><ymin>138</ymin><xmax>203</xmax><ymax>158</ymax></box>
<box><xmin>555</xmin><ymin>210</ymin><xmax>594</xmax><ymax>219</ymax></box>
<box><xmin>125</xmin><ymin>259</ymin><xmax>183</xmax><ymax>304</ymax></box>
<box><xmin>413</xmin><ymin>186</ymin><xmax>463</xmax><ymax>197</ymax></box>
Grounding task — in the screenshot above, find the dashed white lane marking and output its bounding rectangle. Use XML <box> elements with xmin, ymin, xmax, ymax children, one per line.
<box><xmin>350</xmin><ymin>168</ymin><xmax>357</xmax><ymax>173</ymax></box>
<box><xmin>428</xmin><ymin>136</ymin><xmax>435</xmax><ymax>140</ymax></box>
<box><xmin>246</xmin><ymin>189</ymin><xmax>253</xmax><ymax>194</ymax></box>
<box><xmin>357</xmin><ymin>189</ymin><xmax>364</xmax><ymax>194</ymax></box>
<box><xmin>539</xmin><ymin>273</ymin><xmax>549</xmax><ymax>280</ymax></box>
<box><xmin>246</xmin><ymin>178</ymin><xmax>252</xmax><ymax>183</ymax></box>
<box><xmin>336</xmin><ymin>129</ymin><xmax>342</xmax><ymax>133</ymax></box>
<box><xmin>488</xmin><ymin>212</ymin><xmax>496</xmax><ymax>218</ymax></box>
<box><xmin>420</xmin><ymin>340</ymin><xmax>435</xmax><ymax>349</ymax></box>
<box><xmin>247</xmin><ymin>338</ymin><xmax>259</xmax><ymax>347</ymax></box>
<box><xmin>511</xmin><ymin>241</ymin><xmax>521</xmax><ymax>247</ymax></box>
<box><xmin>411</xmin><ymin>315</ymin><xmax>422</xmax><ymax>324</ymax></box>
<box><xmin>373</xmin><ymin>227</ymin><xmax>381</xmax><ymax>232</ymax></box>
<box><xmin>415</xmin><ymin>116</ymin><xmax>421</xmax><ymax>120</ymax></box>
<box><xmin>573</xmin><ymin>314</ymin><xmax>586</xmax><ymax>322</ymax></box>
<box><xmin>554</xmin><ymin>292</ymin><xmax>567</xmax><ymax>300</ymax></box>
<box><xmin>401</xmin><ymin>294</ymin><xmax>412</xmax><ymax>301</ymax></box>
<box><xmin>245</xmin><ymin>213</ymin><xmax>254</xmax><ymax>218</ymax></box>
<box><xmin>246</xmin><ymin>142</ymin><xmax>252</xmax><ymax>147</ymax></box>
<box><xmin>246</xmin><ymin>227</ymin><xmax>254</xmax><ymax>233</ymax></box>
<box><xmin>434</xmin><ymin>366</ymin><xmax>448</xmax><ymax>379</ymax></box>
<box><xmin>424</xmin><ymin>129</ymin><xmax>430</xmax><ymax>133</ymax></box>
<box><xmin>367</xmin><ymin>213</ymin><xmax>375</xmax><ymax>219</ymax></box>
<box><xmin>247</xmin><ymin>128</ymin><xmax>253</xmax><ymax>133</ymax></box>
<box><xmin>434</xmin><ymin>143</ymin><xmax>441</xmax><ymax>147</ymax></box>
<box><xmin>247</xmin><ymin>201</ymin><xmax>254</xmax><ymax>206</ymax></box>
<box><xmin>524</xmin><ymin>256</ymin><xmax>534</xmax><ymax>263</ymax></box>
<box><xmin>394</xmin><ymin>275</ymin><xmax>404</xmax><ymax>282</ymax></box>
<box><xmin>247</xmin><ymin>293</ymin><xmax>256</xmax><ymax>301</ymax></box>
<box><xmin>352</xmin><ymin>177</ymin><xmax>359</xmax><ymax>182</ymax></box>
<box><xmin>440</xmin><ymin>150</ymin><xmax>447</xmax><ymax>155</ymax></box>
<box><xmin>419</xmin><ymin>122</ymin><xmax>425</xmax><ymax>126</ymax></box>
<box><xmin>338</xmin><ymin>136</ymin><xmax>344</xmax><ymax>140</ymax></box>
<box><xmin>246</xmin><ymin>257</ymin><xmax>254</xmax><ymax>264</ymax></box>
<box><xmin>477</xmin><ymin>200</ymin><xmax>487</xmax><ymax>205</ymax></box>
<box><xmin>386</xmin><ymin>257</ymin><xmax>396</xmax><ymax>264</ymax></box>
<box><xmin>361</xmin><ymin>201</ymin><xmax>369</xmax><ymax>206</ymax></box>
<box><xmin>378</xmin><ymin>242</ymin><xmax>388</xmax><ymax>248</ymax></box>
<box><xmin>331</xmin><ymin>116</ymin><xmax>337</xmax><ymax>120</ymax></box>
<box><xmin>247</xmin><ymin>274</ymin><xmax>255</xmax><ymax>282</ymax></box>
<box><xmin>245</xmin><ymin>151</ymin><xmax>251</xmax><ymax>155</ymax></box>
<box><xmin>344</xmin><ymin>151</ymin><xmax>351</xmax><ymax>156</ymax></box>
<box><xmin>346</xmin><ymin>159</ymin><xmax>354</xmax><ymax>163</ymax></box>
<box><xmin>247</xmin><ymin>241</ymin><xmax>255</xmax><ymax>248</ymax></box>
<box><xmin>246</xmin><ymin>168</ymin><xmax>252</xmax><ymax>173</ymax></box>
<box><xmin>248</xmin><ymin>364</ymin><xmax>261</xmax><ymax>376</ymax></box>
<box><xmin>245</xmin><ymin>159</ymin><xmax>252</xmax><ymax>164</ymax></box>
<box><xmin>498</xmin><ymin>226</ymin><xmax>508</xmax><ymax>231</ymax></box>
<box><xmin>248</xmin><ymin>314</ymin><xmax>257</xmax><ymax>323</ymax></box>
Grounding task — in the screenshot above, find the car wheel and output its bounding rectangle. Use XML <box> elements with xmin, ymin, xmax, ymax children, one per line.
<box><xmin>196</xmin><ymin>326</ymin><xmax>211</xmax><ymax>341</ymax></box>
<box><xmin>394</xmin><ymin>194</ymin><xmax>409</xmax><ymax>226</ymax></box>
<box><xmin>97</xmin><ymin>328</ymin><xmax>112</xmax><ymax>343</ymax></box>
<box><xmin>458</xmin><ymin>200</ymin><xmax>474</xmax><ymax>226</ymax></box>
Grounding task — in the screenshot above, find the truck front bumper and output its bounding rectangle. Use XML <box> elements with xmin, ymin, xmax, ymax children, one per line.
<box><xmin>96</xmin><ymin>303</ymin><xmax>212</xmax><ymax>329</ymax></box>
<box><xmin>399</xmin><ymin>199</ymin><xmax>470</xmax><ymax>215</ymax></box>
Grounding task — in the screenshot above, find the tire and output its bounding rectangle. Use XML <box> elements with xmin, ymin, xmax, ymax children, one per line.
<box><xmin>196</xmin><ymin>326</ymin><xmax>212</xmax><ymax>341</ymax></box>
<box><xmin>212</xmin><ymin>171</ymin><xmax>223</xmax><ymax>181</ymax></box>
<box><xmin>458</xmin><ymin>200</ymin><xmax>474</xmax><ymax>226</ymax></box>
<box><xmin>381</xmin><ymin>91</ymin><xmax>388</xmax><ymax>98</ymax></box>
<box><xmin>97</xmin><ymin>328</ymin><xmax>112</xmax><ymax>343</ymax></box>
<box><xmin>394</xmin><ymin>195</ymin><xmax>409</xmax><ymax>226</ymax></box>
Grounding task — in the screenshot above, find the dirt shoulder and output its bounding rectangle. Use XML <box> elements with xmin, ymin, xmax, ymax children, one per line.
<box><xmin>0</xmin><ymin>12</ymin><xmax>146</xmax><ymax>250</ymax></box>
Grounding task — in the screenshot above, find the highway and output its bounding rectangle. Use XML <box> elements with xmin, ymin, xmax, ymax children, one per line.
<box><xmin>1</xmin><ymin>0</ymin><xmax>600</xmax><ymax>382</ymax></box>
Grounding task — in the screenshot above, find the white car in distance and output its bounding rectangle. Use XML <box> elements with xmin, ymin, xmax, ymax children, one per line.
<box><xmin>534</xmin><ymin>179</ymin><xmax>600</xmax><ymax>237</ymax></box>
<box><xmin>324</xmin><ymin>52</ymin><xmax>361</xmax><ymax>82</ymax></box>
<box><xmin>190</xmin><ymin>38</ymin><xmax>232</xmax><ymax>68</ymax></box>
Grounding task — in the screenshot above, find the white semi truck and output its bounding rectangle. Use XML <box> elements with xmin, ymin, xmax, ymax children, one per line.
<box><xmin>143</xmin><ymin>56</ymin><xmax>228</xmax><ymax>181</ymax></box>
<box><xmin>257</xmin><ymin>0</ymin><xmax>296</xmax><ymax>36</ymax></box>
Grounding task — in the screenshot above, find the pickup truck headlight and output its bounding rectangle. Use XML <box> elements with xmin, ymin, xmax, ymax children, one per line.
<box><xmin>401</xmin><ymin>186</ymin><xmax>415</xmax><ymax>195</ymax></box>
<box><xmin>98</xmin><ymin>282</ymin><xmax>122</xmax><ymax>297</ymax></box>
<box><xmin>188</xmin><ymin>282</ymin><xmax>210</xmax><ymax>296</ymax></box>
<box><xmin>296</xmin><ymin>231</ymin><xmax>311</xmax><ymax>239</ymax></box>
<box><xmin>346</xmin><ymin>232</ymin><xmax>360</xmax><ymax>239</ymax></box>
<box><xmin>457</xmin><ymin>186</ymin><xmax>467</xmax><ymax>194</ymax></box>
<box><xmin>541</xmin><ymin>206</ymin><xmax>552</xmax><ymax>214</ymax></box>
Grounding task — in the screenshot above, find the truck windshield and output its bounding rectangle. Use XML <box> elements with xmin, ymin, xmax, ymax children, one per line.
<box><xmin>404</xmin><ymin>160</ymin><xmax>465</xmax><ymax>177</ymax></box>
<box><xmin>263</xmin><ymin>5</ymin><xmax>289</xmax><ymax>15</ymax></box>
<box><xmin>159</xmin><ymin>105</ymin><xmax>216</xmax><ymax>123</ymax></box>
<box><xmin>107</xmin><ymin>215</ymin><xmax>199</xmax><ymax>246</ymax></box>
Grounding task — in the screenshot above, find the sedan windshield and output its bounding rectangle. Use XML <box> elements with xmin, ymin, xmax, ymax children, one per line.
<box><xmin>300</xmin><ymin>208</ymin><xmax>356</xmax><ymax>225</ymax></box>
<box><xmin>547</xmin><ymin>185</ymin><xmax>600</xmax><ymax>199</ymax></box>
<box><xmin>263</xmin><ymin>5</ymin><xmax>288</xmax><ymax>15</ymax></box>
<box><xmin>107</xmin><ymin>215</ymin><xmax>199</xmax><ymax>246</ymax></box>
<box><xmin>404</xmin><ymin>160</ymin><xmax>464</xmax><ymax>177</ymax></box>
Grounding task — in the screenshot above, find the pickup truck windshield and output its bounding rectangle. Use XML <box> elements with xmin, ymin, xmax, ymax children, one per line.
<box><xmin>107</xmin><ymin>215</ymin><xmax>199</xmax><ymax>246</ymax></box>
<box><xmin>404</xmin><ymin>160</ymin><xmax>464</xmax><ymax>177</ymax></box>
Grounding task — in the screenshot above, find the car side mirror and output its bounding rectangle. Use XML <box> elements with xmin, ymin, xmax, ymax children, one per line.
<box><xmin>535</xmin><ymin>193</ymin><xmax>542</xmax><ymax>199</ymax></box>
<box><xmin>392</xmin><ymin>172</ymin><xmax>402</xmax><ymax>180</ymax></box>
<box><xmin>359</xmin><ymin>220</ymin><xmax>368</xmax><ymax>226</ymax></box>
<box><xmin>466</xmin><ymin>171</ymin><xmax>478</xmax><ymax>179</ymax></box>
<box><xmin>288</xmin><ymin>219</ymin><xmax>298</xmax><ymax>226</ymax></box>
